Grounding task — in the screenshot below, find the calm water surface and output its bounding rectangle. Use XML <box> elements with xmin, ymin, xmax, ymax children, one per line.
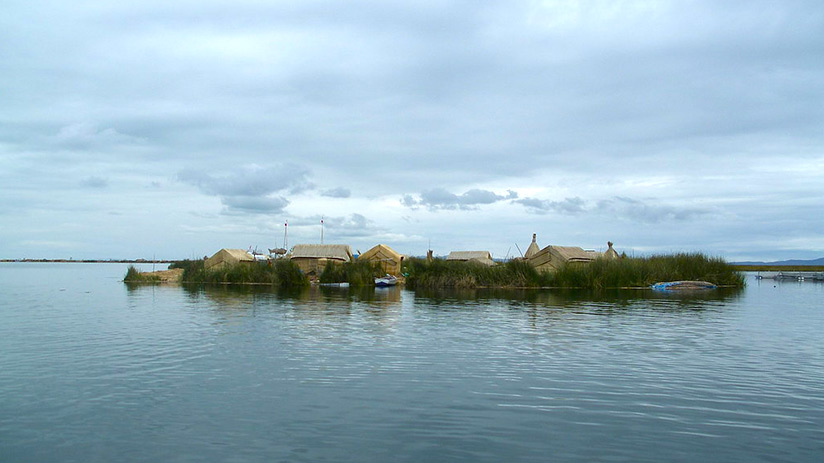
<box><xmin>1</xmin><ymin>263</ymin><xmax>822</xmax><ymax>462</ymax></box>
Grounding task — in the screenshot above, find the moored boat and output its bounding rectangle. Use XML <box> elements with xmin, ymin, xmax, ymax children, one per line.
<box><xmin>375</xmin><ymin>275</ymin><xmax>398</xmax><ymax>287</ymax></box>
<box><xmin>651</xmin><ymin>280</ymin><xmax>717</xmax><ymax>291</ymax></box>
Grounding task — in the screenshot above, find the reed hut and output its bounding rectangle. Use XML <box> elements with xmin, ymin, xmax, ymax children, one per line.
<box><xmin>205</xmin><ymin>248</ymin><xmax>255</xmax><ymax>270</ymax></box>
<box><xmin>527</xmin><ymin>245</ymin><xmax>596</xmax><ymax>273</ymax></box>
<box><xmin>290</xmin><ymin>244</ymin><xmax>353</xmax><ymax>275</ymax></box>
<box><xmin>446</xmin><ymin>251</ymin><xmax>495</xmax><ymax>266</ymax></box>
<box><xmin>524</xmin><ymin>233</ymin><xmax>540</xmax><ymax>259</ymax></box>
<box><xmin>359</xmin><ymin>244</ymin><xmax>404</xmax><ymax>275</ymax></box>
<box><xmin>604</xmin><ymin>241</ymin><xmax>620</xmax><ymax>259</ymax></box>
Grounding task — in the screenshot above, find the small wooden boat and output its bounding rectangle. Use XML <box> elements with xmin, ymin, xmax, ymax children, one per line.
<box><xmin>375</xmin><ymin>275</ymin><xmax>398</xmax><ymax>287</ymax></box>
<box><xmin>651</xmin><ymin>281</ymin><xmax>717</xmax><ymax>291</ymax></box>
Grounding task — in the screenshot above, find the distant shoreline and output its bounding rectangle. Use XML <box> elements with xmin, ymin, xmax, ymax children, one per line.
<box><xmin>0</xmin><ymin>259</ymin><xmax>175</xmax><ymax>264</ymax></box>
<box><xmin>733</xmin><ymin>264</ymin><xmax>824</xmax><ymax>272</ymax></box>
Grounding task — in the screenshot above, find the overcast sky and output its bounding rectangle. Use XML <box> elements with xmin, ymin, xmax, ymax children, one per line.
<box><xmin>2</xmin><ymin>0</ymin><xmax>822</xmax><ymax>261</ymax></box>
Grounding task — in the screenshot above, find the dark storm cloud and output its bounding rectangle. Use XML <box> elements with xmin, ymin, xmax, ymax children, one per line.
<box><xmin>403</xmin><ymin>188</ymin><xmax>518</xmax><ymax>210</ymax></box>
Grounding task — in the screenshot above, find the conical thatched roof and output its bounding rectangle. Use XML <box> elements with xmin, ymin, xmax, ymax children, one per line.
<box><xmin>604</xmin><ymin>241</ymin><xmax>620</xmax><ymax>259</ymax></box>
<box><xmin>524</xmin><ymin>233</ymin><xmax>540</xmax><ymax>259</ymax></box>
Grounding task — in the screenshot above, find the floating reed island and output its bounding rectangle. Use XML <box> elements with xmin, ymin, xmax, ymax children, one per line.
<box><xmin>125</xmin><ymin>252</ymin><xmax>744</xmax><ymax>290</ymax></box>
<box><xmin>404</xmin><ymin>253</ymin><xmax>744</xmax><ymax>289</ymax></box>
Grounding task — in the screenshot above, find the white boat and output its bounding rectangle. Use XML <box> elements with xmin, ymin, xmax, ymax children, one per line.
<box><xmin>375</xmin><ymin>275</ymin><xmax>398</xmax><ymax>287</ymax></box>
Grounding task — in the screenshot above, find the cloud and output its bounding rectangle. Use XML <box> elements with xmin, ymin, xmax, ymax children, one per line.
<box><xmin>220</xmin><ymin>195</ymin><xmax>290</xmax><ymax>214</ymax></box>
<box><xmin>1</xmin><ymin>1</ymin><xmax>823</xmax><ymax>261</ymax></box>
<box><xmin>517</xmin><ymin>195</ymin><xmax>714</xmax><ymax>223</ymax></box>
<box><xmin>178</xmin><ymin>164</ymin><xmax>312</xmax><ymax>214</ymax></box>
<box><xmin>596</xmin><ymin>197</ymin><xmax>715</xmax><ymax>223</ymax></box>
<box><xmin>80</xmin><ymin>176</ymin><xmax>108</xmax><ymax>188</ymax></box>
<box><xmin>321</xmin><ymin>187</ymin><xmax>351</xmax><ymax>198</ymax></box>
<box><xmin>52</xmin><ymin>123</ymin><xmax>144</xmax><ymax>150</ymax></box>
<box><xmin>402</xmin><ymin>188</ymin><xmax>518</xmax><ymax>210</ymax></box>
<box><xmin>178</xmin><ymin>164</ymin><xmax>312</xmax><ymax>197</ymax></box>
<box><xmin>515</xmin><ymin>197</ymin><xmax>586</xmax><ymax>214</ymax></box>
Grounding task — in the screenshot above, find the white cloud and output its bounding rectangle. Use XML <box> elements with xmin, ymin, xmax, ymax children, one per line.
<box><xmin>1</xmin><ymin>0</ymin><xmax>823</xmax><ymax>260</ymax></box>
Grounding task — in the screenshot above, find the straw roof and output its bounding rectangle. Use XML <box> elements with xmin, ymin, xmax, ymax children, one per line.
<box><xmin>205</xmin><ymin>248</ymin><xmax>254</xmax><ymax>270</ymax></box>
<box><xmin>290</xmin><ymin>244</ymin><xmax>353</xmax><ymax>262</ymax></box>
<box><xmin>359</xmin><ymin>244</ymin><xmax>404</xmax><ymax>275</ymax></box>
<box><xmin>604</xmin><ymin>241</ymin><xmax>620</xmax><ymax>259</ymax></box>
<box><xmin>447</xmin><ymin>251</ymin><xmax>493</xmax><ymax>261</ymax></box>
<box><xmin>551</xmin><ymin>246</ymin><xmax>597</xmax><ymax>262</ymax></box>
<box><xmin>359</xmin><ymin>244</ymin><xmax>402</xmax><ymax>262</ymax></box>
<box><xmin>447</xmin><ymin>250</ymin><xmax>494</xmax><ymax>266</ymax></box>
<box><xmin>524</xmin><ymin>233</ymin><xmax>540</xmax><ymax>259</ymax></box>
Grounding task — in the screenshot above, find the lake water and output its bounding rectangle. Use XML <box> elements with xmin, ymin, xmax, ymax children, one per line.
<box><xmin>1</xmin><ymin>263</ymin><xmax>822</xmax><ymax>462</ymax></box>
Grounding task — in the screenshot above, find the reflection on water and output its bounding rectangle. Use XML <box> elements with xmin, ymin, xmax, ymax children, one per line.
<box><xmin>170</xmin><ymin>283</ymin><xmax>743</xmax><ymax>312</ymax></box>
<box><xmin>1</xmin><ymin>265</ymin><xmax>821</xmax><ymax>463</ymax></box>
<box><xmin>412</xmin><ymin>286</ymin><xmax>743</xmax><ymax>309</ymax></box>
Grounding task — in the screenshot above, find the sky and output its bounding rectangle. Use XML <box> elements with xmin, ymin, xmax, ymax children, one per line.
<box><xmin>1</xmin><ymin>0</ymin><xmax>823</xmax><ymax>262</ymax></box>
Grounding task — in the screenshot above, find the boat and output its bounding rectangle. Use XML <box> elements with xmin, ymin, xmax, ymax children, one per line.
<box><xmin>375</xmin><ymin>275</ymin><xmax>398</xmax><ymax>287</ymax></box>
<box><xmin>651</xmin><ymin>280</ymin><xmax>717</xmax><ymax>291</ymax></box>
<box><xmin>319</xmin><ymin>282</ymin><xmax>349</xmax><ymax>288</ymax></box>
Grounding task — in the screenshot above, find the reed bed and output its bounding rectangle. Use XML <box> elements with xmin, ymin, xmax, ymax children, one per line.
<box><xmin>123</xmin><ymin>265</ymin><xmax>161</xmax><ymax>283</ymax></box>
<box><xmin>405</xmin><ymin>258</ymin><xmax>544</xmax><ymax>289</ymax></box>
<box><xmin>405</xmin><ymin>253</ymin><xmax>744</xmax><ymax>290</ymax></box>
<box><xmin>319</xmin><ymin>260</ymin><xmax>383</xmax><ymax>286</ymax></box>
<box><xmin>168</xmin><ymin>259</ymin><xmax>309</xmax><ymax>288</ymax></box>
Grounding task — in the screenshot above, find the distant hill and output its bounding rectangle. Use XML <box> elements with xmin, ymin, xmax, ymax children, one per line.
<box><xmin>733</xmin><ymin>257</ymin><xmax>824</xmax><ymax>266</ymax></box>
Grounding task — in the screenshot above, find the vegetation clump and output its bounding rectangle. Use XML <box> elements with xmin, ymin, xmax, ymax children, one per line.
<box><xmin>404</xmin><ymin>258</ymin><xmax>541</xmax><ymax>289</ymax></box>
<box><xmin>404</xmin><ymin>253</ymin><xmax>744</xmax><ymax>290</ymax></box>
<box><xmin>139</xmin><ymin>259</ymin><xmax>309</xmax><ymax>288</ymax></box>
<box><xmin>123</xmin><ymin>265</ymin><xmax>161</xmax><ymax>283</ymax></box>
<box><xmin>319</xmin><ymin>260</ymin><xmax>383</xmax><ymax>286</ymax></box>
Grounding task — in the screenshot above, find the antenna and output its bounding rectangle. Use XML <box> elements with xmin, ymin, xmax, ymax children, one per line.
<box><xmin>320</xmin><ymin>216</ymin><xmax>324</xmax><ymax>244</ymax></box>
<box><xmin>283</xmin><ymin>221</ymin><xmax>288</xmax><ymax>249</ymax></box>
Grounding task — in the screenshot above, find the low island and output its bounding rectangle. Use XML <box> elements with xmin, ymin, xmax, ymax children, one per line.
<box><xmin>125</xmin><ymin>252</ymin><xmax>745</xmax><ymax>290</ymax></box>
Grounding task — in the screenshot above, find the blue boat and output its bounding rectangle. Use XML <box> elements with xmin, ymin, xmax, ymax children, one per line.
<box><xmin>375</xmin><ymin>275</ymin><xmax>398</xmax><ymax>287</ymax></box>
<box><xmin>651</xmin><ymin>281</ymin><xmax>717</xmax><ymax>291</ymax></box>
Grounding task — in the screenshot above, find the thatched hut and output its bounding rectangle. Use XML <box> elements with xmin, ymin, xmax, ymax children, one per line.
<box><xmin>205</xmin><ymin>248</ymin><xmax>255</xmax><ymax>270</ymax></box>
<box><xmin>290</xmin><ymin>244</ymin><xmax>353</xmax><ymax>275</ymax></box>
<box><xmin>524</xmin><ymin>233</ymin><xmax>540</xmax><ymax>259</ymax></box>
<box><xmin>446</xmin><ymin>251</ymin><xmax>495</xmax><ymax>266</ymax></box>
<box><xmin>604</xmin><ymin>241</ymin><xmax>620</xmax><ymax>259</ymax></box>
<box><xmin>359</xmin><ymin>244</ymin><xmax>404</xmax><ymax>275</ymax></box>
<box><xmin>527</xmin><ymin>245</ymin><xmax>596</xmax><ymax>273</ymax></box>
